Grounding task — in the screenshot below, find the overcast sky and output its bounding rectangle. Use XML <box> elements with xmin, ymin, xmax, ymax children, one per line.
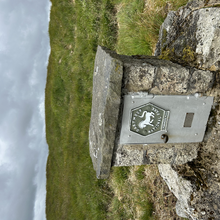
<box><xmin>0</xmin><ymin>0</ymin><xmax>51</xmax><ymax>220</ymax></box>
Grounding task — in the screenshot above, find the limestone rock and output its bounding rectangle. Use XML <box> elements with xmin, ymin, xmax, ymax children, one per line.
<box><xmin>158</xmin><ymin>164</ymin><xmax>195</xmax><ymax>219</ymax></box>
<box><xmin>155</xmin><ymin>1</ymin><xmax>220</xmax><ymax>219</ymax></box>
<box><xmin>155</xmin><ymin>0</ymin><xmax>220</xmax><ymax>71</ymax></box>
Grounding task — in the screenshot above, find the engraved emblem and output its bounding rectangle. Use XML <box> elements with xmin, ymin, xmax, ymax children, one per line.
<box><xmin>130</xmin><ymin>103</ymin><xmax>170</xmax><ymax>136</ymax></box>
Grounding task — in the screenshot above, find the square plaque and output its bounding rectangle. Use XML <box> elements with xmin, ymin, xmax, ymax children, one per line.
<box><xmin>120</xmin><ymin>94</ymin><xmax>213</xmax><ymax>144</ymax></box>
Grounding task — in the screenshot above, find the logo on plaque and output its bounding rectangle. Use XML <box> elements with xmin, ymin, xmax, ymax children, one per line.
<box><xmin>130</xmin><ymin>103</ymin><xmax>170</xmax><ymax>136</ymax></box>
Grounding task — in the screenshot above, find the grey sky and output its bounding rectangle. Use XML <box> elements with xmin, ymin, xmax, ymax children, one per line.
<box><xmin>0</xmin><ymin>0</ymin><xmax>51</xmax><ymax>219</ymax></box>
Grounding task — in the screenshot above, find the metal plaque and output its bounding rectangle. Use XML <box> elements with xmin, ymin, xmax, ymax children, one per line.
<box><xmin>120</xmin><ymin>94</ymin><xmax>213</xmax><ymax>144</ymax></box>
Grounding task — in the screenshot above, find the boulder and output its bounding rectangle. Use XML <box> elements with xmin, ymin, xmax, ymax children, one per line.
<box><xmin>155</xmin><ymin>0</ymin><xmax>220</xmax><ymax>71</ymax></box>
<box><xmin>158</xmin><ymin>164</ymin><xmax>194</xmax><ymax>219</ymax></box>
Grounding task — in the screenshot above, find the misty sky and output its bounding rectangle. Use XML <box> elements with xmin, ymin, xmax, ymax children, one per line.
<box><xmin>0</xmin><ymin>0</ymin><xmax>51</xmax><ymax>219</ymax></box>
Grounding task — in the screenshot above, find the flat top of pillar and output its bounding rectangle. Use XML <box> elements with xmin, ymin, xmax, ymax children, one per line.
<box><xmin>89</xmin><ymin>46</ymin><xmax>123</xmax><ymax>179</ymax></box>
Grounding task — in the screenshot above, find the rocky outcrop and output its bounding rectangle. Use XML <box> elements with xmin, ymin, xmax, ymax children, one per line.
<box><xmin>155</xmin><ymin>0</ymin><xmax>220</xmax><ymax>71</ymax></box>
<box><xmin>155</xmin><ymin>1</ymin><xmax>220</xmax><ymax>219</ymax></box>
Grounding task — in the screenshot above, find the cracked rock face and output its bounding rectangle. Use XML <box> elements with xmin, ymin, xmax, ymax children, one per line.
<box><xmin>155</xmin><ymin>1</ymin><xmax>220</xmax><ymax>219</ymax></box>
<box><xmin>155</xmin><ymin>0</ymin><xmax>220</xmax><ymax>71</ymax></box>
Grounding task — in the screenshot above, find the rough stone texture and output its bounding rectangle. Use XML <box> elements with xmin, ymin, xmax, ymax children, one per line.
<box><xmin>154</xmin><ymin>1</ymin><xmax>220</xmax><ymax>219</ymax></box>
<box><xmin>158</xmin><ymin>164</ymin><xmax>194</xmax><ymax>219</ymax></box>
<box><xmin>113</xmin><ymin>144</ymin><xmax>144</xmax><ymax>166</ymax></box>
<box><xmin>155</xmin><ymin>0</ymin><xmax>220</xmax><ymax>71</ymax></box>
<box><xmin>144</xmin><ymin>144</ymin><xmax>200</xmax><ymax>165</ymax></box>
<box><xmin>89</xmin><ymin>46</ymin><xmax>123</xmax><ymax>179</ymax></box>
<box><xmin>113</xmin><ymin>144</ymin><xmax>199</xmax><ymax>167</ymax></box>
<box><xmin>122</xmin><ymin>57</ymin><xmax>214</xmax><ymax>95</ymax></box>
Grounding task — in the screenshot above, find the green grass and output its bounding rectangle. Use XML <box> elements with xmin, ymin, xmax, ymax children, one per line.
<box><xmin>46</xmin><ymin>1</ymin><xmax>117</xmax><ymax>219</ymax></box>
<box><xmin>135</xmin><ymin>165</ymin><xmax>146</xmax><ymax>180</ymax></box>
<box><xmin>116</xmin><ymin>0</ymin><xmax>189</xmax><ymax>56</ymax></box>
<box><xmin>116</xmin><ymin>0</ymin><xmax>162</xmax><ymax>55</ymax></box>
<box><xmin>45</xmin><ymin>0</ymin><xmax>188</xmax><ymax>219</ymax></box>
<box><xmin>111</xmin><ymin>166</ymin><xmax>130</xmax><ymax>184</ymax></box>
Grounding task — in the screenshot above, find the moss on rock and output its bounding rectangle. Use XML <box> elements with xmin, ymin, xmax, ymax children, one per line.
<box><xmin>182</xmin><ymin>46</ymin><xmax>195</xmax><ymax>63</ymax></box>
<box><xmin>159</xmin><ymin>47</ymin><xmax>175</xmax><ymax>61</ymax></box>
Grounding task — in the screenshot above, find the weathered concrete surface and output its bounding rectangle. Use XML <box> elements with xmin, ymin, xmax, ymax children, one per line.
<box><xmin>89</xmin><ymin>46</ymin><xmax>123</xmax><ymax>179</ymax></box>
<box><xmin>155</xmin><ymin>0</ymin><xmax>220</xmax><ymax>71</ymax></box>
<box><xmin>154</xmin><ymin>1</ymin><xmax>220</xmax><ymax>219</ymax></box>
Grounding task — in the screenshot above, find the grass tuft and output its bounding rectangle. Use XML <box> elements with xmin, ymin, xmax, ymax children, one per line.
<box><xmin>111</xmin><ymin>166</ymin><xmax>130</xmax><ymax>184</ymax></box>
<box><xmin>116</xmin><ymin>0</ymin><xmax>189</xmax><ymax>55</ymax></box>
<box><xmin>135</xmin><ymin>165</ymin><xmax>146</xmax><ymax>180</ymax></box>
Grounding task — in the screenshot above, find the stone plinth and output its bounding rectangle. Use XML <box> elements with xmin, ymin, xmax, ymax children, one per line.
<box><xmin>89</xmin><ymin>45</ymin><xmax>214</xmax><ymax>179</ymax></box>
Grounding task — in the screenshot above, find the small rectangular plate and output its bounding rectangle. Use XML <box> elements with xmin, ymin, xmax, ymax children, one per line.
<box><xmin>183</xmin><ymin>113</ymin><xmax>194</xmax><ymax>127</ymax></box>
<box><xmin>120</xmin><ymin>94</ymin><xmax>213</xmax><ymax>144</ymax></box>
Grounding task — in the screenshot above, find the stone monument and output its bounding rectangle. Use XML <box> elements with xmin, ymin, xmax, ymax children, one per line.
<box><xmin>89</xmin><ymin>45</ymin><xmax>214</xmax><ymax>179</ymax></box>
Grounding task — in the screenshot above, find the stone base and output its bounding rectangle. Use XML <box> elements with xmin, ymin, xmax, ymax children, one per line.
<box><xmin>112</xmin><ymin>143</ymin><xmax>199</xmax><ymax>167</ymax></box>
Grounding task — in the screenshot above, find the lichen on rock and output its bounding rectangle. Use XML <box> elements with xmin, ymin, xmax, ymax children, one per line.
<box><xmin>155</xmin><ymin>0</ymin><xmax>220</xmax><ymax>71</ymax></box>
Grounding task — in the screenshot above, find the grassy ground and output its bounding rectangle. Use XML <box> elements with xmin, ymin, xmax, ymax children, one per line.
<box><xmin>45</xmin><ymin>0</ymin><xmax>188</xmax><ymax>219</ymax></box>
